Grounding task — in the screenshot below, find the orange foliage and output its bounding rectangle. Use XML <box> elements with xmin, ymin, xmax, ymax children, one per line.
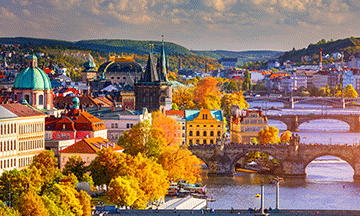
<box><xmin>152</xmin><ymin>111</ymin><xmax>181</xmax><ymax>146</ymax></box>
<box><xmin>193</xmin><ymin>77</ymin><xmax>221</xmax><ymax>109</ymax></box>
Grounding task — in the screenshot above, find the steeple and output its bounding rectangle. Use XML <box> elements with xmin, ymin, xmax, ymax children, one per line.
<box><xmin>142</xmin><ymin>47</ymin><xmax>159</xmax><ymax>83</ymax></box>
<box><xmin>159</xmin><ymin>35</ymin><xmax>168</xmax><ymax>82</ymax></box>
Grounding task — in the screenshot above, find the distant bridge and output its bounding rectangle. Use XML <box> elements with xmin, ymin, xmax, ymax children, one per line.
<box><xmin>267</xmin><ymin>114</ymin><xmax>360</xmax><ymax>132</ymax></box>
<box><xmin>189</xmin><ymin>143</ymin><xmax>360</xmax><ymax>179</ymax></box>
<box><xmin>245</xmin><ymin>96</ymin><xmax>360</xmax><ymax>108</ymax></box>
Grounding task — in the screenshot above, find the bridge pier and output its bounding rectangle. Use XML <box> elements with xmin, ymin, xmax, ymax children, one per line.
<box><xmin>287</xmin><ymin>116</ymin><xmax>299</xmax><ymax>132</ymax></box>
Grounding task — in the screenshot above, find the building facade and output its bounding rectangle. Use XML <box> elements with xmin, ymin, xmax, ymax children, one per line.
<box><xmin>165</xmin><ymin>110</ymin><xmax>186</xmax><ymax>146</ymax></box>
<box><xmin>185</xmin><ymin>110</ymin><xmax>224</xmax><ymax>145</ymax></box>
<box><xmin>230</xmin><ymin>109</ymin><xmax>267</xmax><ymax>143</ymax></box>
<box><xmin>0</xmin><ymin>103</ymin><xmax>46</xmax><ymax>174</ymax></box>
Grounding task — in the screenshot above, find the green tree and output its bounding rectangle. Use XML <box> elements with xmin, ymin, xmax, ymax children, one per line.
<box><xmin>242</xmin><ymin>70</ymin><xmax>251</xmax><ymax>91</ymax></box>
<box><xmin>89</xmin><ymin>148</ymin><xmax>125</xmax><ymax>187</ymax></box>
<box><xmin>343</xmin><ymin>84</ymin><xmax>358</xmax><ymax>98</ymax></box>
<box><xmin>257</xmin><ymin>126</ymin><xmax>279</xmax><ymax>144</ymax></box>
<box><xmin>308</xmin><ymin>86</ymin><xmax>318</xmax><ymax>96</ymax></box>
<box><xmin>62</xmin><ymin>155</ymin><xmax>88</xmax><ymax>181</ymax></box>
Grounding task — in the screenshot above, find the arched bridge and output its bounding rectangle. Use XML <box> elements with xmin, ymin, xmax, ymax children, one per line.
<box><xmin>189</xmin><ymin>143</ymin><xmax>360</xmax><ymax>179</ymax></box>
<box><xmin>267</xmin><ymin>114</ymin><xmax>360</xmax><ymax>132</ymax></box>
<box><xmin>245</xmin><ymin>96</ymin><xmax>360</xmax><ymax>109</ymax></box>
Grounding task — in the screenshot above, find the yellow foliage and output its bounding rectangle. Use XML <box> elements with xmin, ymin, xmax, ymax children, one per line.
<box><xmin>157</xmin><ymin>146</ymin><xmax>201</xmax><ymax>183</ymax></box>
<box><xmin>257</xmin><ymin>126</ymin><xmax>279</xmax><ymax>144</ymax></box>
<box><xmin>152</xmin><ymin>111</ymin><xmax>182</xmax><ymax>146</ymax></box>
<box><xmin>172</xmin><ymin>87</ymin><xmax>195</xmax><ymax>109</ymax></box>
<box><xmin>280</xmin><ymin>131</ymin><xmax>292</xmax><ymax>143</ymax></box>
<box><xmin>194</xmin><ymin>77</ymin><xmax>221</xmax><ymax>109</ymax></box>
<box><xmin>47</xmin><ymin>184</ymin><xmax>83</xmax><ymax>216</ymax></box>
<box><xmin>16</xmin><ymin>190</ymin><xmax>48</xmax><ymax>216</ymax></box>
<box><xmin>221</xmin><ymin>91</ymin><xmax>248</xmax><ymax>116</ymax></box>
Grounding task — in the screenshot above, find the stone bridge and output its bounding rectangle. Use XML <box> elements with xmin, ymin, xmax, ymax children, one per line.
<box><xmin>267</xmin><ymin>114</ymin><xmax>360</xmax><ymax>132</ymax></box>
<box><xmin>188</xmin><ymin>143</ymin><xmax>360</xmax><ymax>179</ymax></box>
<box><xmin>245</xmin><ymin>96</ymin><xmax>360</xmax><ymax>109</ymax></box>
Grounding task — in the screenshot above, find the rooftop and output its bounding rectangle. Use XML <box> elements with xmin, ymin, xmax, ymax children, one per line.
<box><xmin>59</xmin><ymin>137</ymin><xmax>124</xmax><ymax>154</ymax></box>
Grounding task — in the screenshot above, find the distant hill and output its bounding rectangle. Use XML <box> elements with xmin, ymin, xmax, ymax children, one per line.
<box><xmin>278</xmin><ymin>37</ymin><xmax>360</xmax><ymax>64</ymax></box>
<box><xmin>193</xmin><ymin>50</ymin><xmax>284</xmax><ymax>65</ymax></box>
<box><xmin>0</xmin><ymin>37</ymin><xmax>194</xmax><ymax>55</ymax></box>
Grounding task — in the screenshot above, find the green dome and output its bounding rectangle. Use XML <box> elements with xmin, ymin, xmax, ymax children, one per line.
<box><xmin>27</xmin><ymin>55</ymin><xmax>37</xmax><ymax>60</ymax></box>
<box><xmin>84</xmin><ymin>58</ymin><xmax>96</xmax><ymax>69</ymax></box>
<box><xmin>13</xmin><ymin>67</ymin><xmax>52</xmax><ymax>90</ymax></box>
<box><xmin>73</xmin><ymin>97</ymin><xmax>80</xmax><ymax>109</ymax></box>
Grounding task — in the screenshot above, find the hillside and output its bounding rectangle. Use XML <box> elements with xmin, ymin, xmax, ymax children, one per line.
<box><xmin>278</xmin><ymin>37</ymin><xmax>360</xmax><ymax>64</ymax></box>
<box><xmin>193</xmin><ymin>50</ymin><xmax>284</xmax><ymax>65</ymax></box>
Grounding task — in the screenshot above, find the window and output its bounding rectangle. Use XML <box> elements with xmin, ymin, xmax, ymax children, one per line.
<box><xmin>39</xmin><ymin>95</ymin><xmax>44</xmax><ymax>105</ymax></box>
<box><xmin>189</xmin><ymin>125</ymin><xmax>193</xmax><ymax>127</ymax></box>
<box><xmin>217</xmin><ymin>131</ymin><xmax>221</xmax><ymax>137</ymax></box>
<box><xmin>196</xmin><ymin>139</ymin><xmax>199</xmax><ymax>144</ymax></box>
<box><xmin>197</xmin><ymin>125</ymin><xmax>200</xmax><ymax>127</ymax></box>
<box><xmin>61</xmin><ymin>133</ymin><xmax>66</xmax><ymax>139</ymax></box>
<box><xmin>218</xmin><ymin>125</ymin><xmax>221</xmax><ymax>127</ymax></box>
<box><xmin>203</xmin><ymin>139</ymin><xmax>206</xmax><ymax>144</ymax></box>
<box><xmin>189</xmin><ymin>139</ymin><xmax>193</xmax><ymax>145</ymax></box>
<box><xmin>67</xmin><ymin>134</ymin><xmax>70</xmax><ymax>139</ymax></box>
<box><xmin>111</xmin><ymin>77</ymin><xmax>114</xmax><ymax>79</ymax></box>
<box><xmin>111</xmin><ymin>123</ymin><xmax>114</xmax><ymax>128</ymax></box>
<box><xmin>202</xmin><ymin>114</ymin><xmax>208</xmax><ymax>119</ymax></box>
<box><xmin>203</xmin><ymin>131</ymin><xmax>207</xmax><ymax>136</ymax></box>
<box><xmin>210</xmin><ymin>139</ymin><xmax>214</xmax><ymax>144</ymax></box>
<box><xmin>196</xmin><ymin>131</ymin><xmax>200</xmax><ymax>136</ymax></box>
<box><xmin>210</xmin><ymin>131</ymin><xmax>214</xmax><ymax>136</ymax></box>
<box><xmin>115</xmin><ymin>123</ymin><xmax>118</xmax><ymax>128</ymax></box>
<box><xmin>189</xmin><ymin>131</ymin><xmax>193</xmax><ymax>136</ymax></box>
<box><xmin>57</xmin><ymin>134</ymin><xmax>60</xmax><ymax>139</ymax></box>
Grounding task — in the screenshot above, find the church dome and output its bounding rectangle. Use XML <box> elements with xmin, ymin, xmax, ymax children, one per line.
<box><xmin>13</xmin><ymin>67</ymin><xmax>52</xmax><ymax>90</ymax></box>
<box><xmin>84</xmin><ymin>58</ymin><xmax>96</xmax><ymax>69</ymax></box>
<box><xmin>98</xmin><ymin>56</ymin><xmax>143</xmax><ymax>73</ymax></box>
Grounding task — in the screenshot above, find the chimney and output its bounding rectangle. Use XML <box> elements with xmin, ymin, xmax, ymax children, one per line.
<box><xmin>319</xmin><ymin>48</ymin><xmax>323</xmax><ymax>71</ymax></box>
<box><xmin>341</xmin><ymin>51</ymin><xmax>344</xmax><ymax>68</ymax></box>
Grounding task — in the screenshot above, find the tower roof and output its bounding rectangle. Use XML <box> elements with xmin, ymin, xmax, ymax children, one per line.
<box><xmin>84</xmin><ymin>58</ymin><xmax>96</xmax><ymax>70</ymax></box>
<box><xmin>142</xmin><ymin>52</ymin><xmax>159</xmax><ymax>83</ymax></box>
<box><xmin>13</xmin><ymin>67</ymin><xmax>52</xmax><ymax>90</ymax></box>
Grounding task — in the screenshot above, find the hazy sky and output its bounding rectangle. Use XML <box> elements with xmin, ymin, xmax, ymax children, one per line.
<box><xmin>1</xmin><ymin>0</ymin><xmax>360</xmax><ymax>51</ymax></box>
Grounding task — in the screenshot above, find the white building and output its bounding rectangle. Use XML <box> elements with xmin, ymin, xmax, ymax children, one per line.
<box><xmin>0</xmin><ymin>103</ymin><xmax>46</xmax><ymax>175</ymax></box>
<box><xmin>85</xmin><ymin>107</ymin><xmax>151</xmax><ymax>143</ymax></box>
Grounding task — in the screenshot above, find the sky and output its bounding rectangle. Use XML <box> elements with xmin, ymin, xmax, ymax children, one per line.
<box><xmin>1</xmin><ymin>0</ymin><xmax>360</xmax><ymax>51</ymax></box>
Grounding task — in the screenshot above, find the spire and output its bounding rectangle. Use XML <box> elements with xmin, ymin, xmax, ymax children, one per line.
<box><xmin>142</xmin><ymin>52</ymin><xmax>159</xmax><ymax>83</ymax></box>
<box><xmin>159</xmin><ymin>35</ymin><xmax>168</xmax><ymax>82</ymax></box>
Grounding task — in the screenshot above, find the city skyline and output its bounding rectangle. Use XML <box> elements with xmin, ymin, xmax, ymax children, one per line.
<box><xmin>0</xmin><ymin>0</ymin><xmax>360</xmax><ymax>51</ymax></box>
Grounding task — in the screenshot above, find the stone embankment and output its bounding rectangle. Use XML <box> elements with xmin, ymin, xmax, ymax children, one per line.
<box><xmin>92</xmin><ymin>209</ymin><xmax>360</xmax><ymax>216</ymax></box>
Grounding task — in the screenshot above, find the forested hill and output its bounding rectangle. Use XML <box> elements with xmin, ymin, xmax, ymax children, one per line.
<box><xmin>278</xmin><ymin>37</ymin><xmax>360</xmax><ymax>64</ymax></box>
<box><xmin>0</xmin><ymin>37</ymin><xmax>193</xmax><ymax>55</ymax></box>
<box><xmin>193</xmin><ymin>50</ymin><xmax>284</xmax><ymax>65</ymax></box>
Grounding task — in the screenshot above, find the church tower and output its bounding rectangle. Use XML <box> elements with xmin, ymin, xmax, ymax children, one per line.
<box><xmin>134</xmin><ymin>38</ymin><xmax>172</xmax><ymax>113</ymax></box>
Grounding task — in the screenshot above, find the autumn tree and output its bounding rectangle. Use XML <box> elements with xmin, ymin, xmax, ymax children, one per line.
<box><xmin>62</xmin><ymin>155</ymin><xmax>88</xmax><ymax>181</ymax></box>
<box><xmin>0</xmin><ymin>200</ymin><xmax>20</xmax><ymax>216</ymax></box>
<box><xmin>344</xmin><ymin>84</ymin><xmax>358</xmax><ymax>98</ymax></box>
<box><xmin>16</xmin><ymin>190</ymin><xmax>48</xmax><ymax>216</ymax></box>
<box><xmin>152</xmin><ymin>111</ymin><xmax>181</xmax><ymax>146</ymax></box>
<box><xmin>193</xmin><ymin>77</ymin><xmax>221</xmax><ymax>109</ymax></box>
<box><xmin>107</xmin><ymin>175</ymin><xmax>145</xmax><ymax>208</ymax></box>
<box><xmin>118</xmin><ymin>121</ymin><xmax>166</xmax><ymax>158</ymax></box>
<box><xmin>221</xmin><ymin>91</ymin><xmax>249</xmax><ymax>116</ymax></box>
<box><xmin>280</xmin><ymin>131</ymin><xmax>292</xmax><ymax>143</ymax></box>
<box><xmin>78</xmin><ymin>190</ymin><xmax>91</xmax><ymax>216</ymax></box>
<box><xmin>172</xmin><ymin>87</ymin><xmax>195</xmax><ymax>109</ymax></box>
<box><xmin>30</xmin><ymin>150</ymin><xmax>60</xmax><ymax>190</ymax></box>
<box><xmin>242</xmin><ymin>70</ymin><xmax>251</xmax><ymax>91</ymax></box>
<box><xmin>157</xmin><ymin>146</ymin><xmax>201</xmax><ymax>183</ymax></box>
<box><xmin>89</xmin><ymin>148</ymin><xmax>125</xmax><ymax>187</ymax></box>
<box><xmin>257</xmin><ymin>126</ymin><xmax>279</xmax><ymax>144</ymax></box>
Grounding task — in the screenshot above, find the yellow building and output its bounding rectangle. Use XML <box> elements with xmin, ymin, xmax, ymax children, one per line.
<box><xmin>185</xmin><ymin>110</ymin><xmax>224</xmax><ymax>145</ymax></box>
<box><xmin>230</xmin><ymin>109</ymin><xmax>267</xmax><ymax>143</ymax></box>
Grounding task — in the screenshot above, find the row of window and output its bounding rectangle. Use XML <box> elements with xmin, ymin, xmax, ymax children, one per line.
<box><xmin>0</xmin><ymin>158</ymin><xmax>16</xmax><ymax>169</ymax></box>
<box><xmin>18</xmin><ymin>139</ymin><xmax>43</xmax><ymax>151</ymax></box>
<box><xmin>19</xmin><ymin>123</ymin><xmax>44</xmax><ymax>134</ymax></box>
<box><xmin>189</xmin><ymin>131</ymin><xmax>221</xmax><ymax>137</ymax></box>
<box><xmin>189</xmin><ymin>125</ymin><xmax>221</xmax><ymax>128</ymax></box>
<box><xmin>58</xmin><ymin>133</ymin><xmax>71</xmax><ymax>139</ymax></box>
<box><xmin>189</xmin><ymin>139</ymin><xmax>215</xmax><ymax>145</ymax></box>
<box><xmin>0</xmin><ymin>123</ymin><xmax>16</xmax><ymax>135</ymax></box>
<box><xmin>111</xmin><ymin>123</ymin><xmax>118</xmax><ymax>128</ymax></box>
<box><xmin>19</xmin><ymin>156</ymin><xmax>33</xmax><ymax>168</ymax></box>
<box><xmin>243</xmin><ymin>119</ymin><xmax>264</xmax><ymax>124</ymax></box>
<box><xmin>0</xmin><ymin>139</ymin><xmax>16</xmax><ymax>152</ymax></box>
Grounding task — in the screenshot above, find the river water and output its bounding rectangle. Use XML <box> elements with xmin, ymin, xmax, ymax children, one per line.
<box><xmin>202</xmin><ymin>101</ymin><xmax>360</xmax><ymax>210</ymax></box>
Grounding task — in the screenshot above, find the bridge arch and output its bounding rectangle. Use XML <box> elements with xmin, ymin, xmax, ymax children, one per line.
<box><xmin>230</xmin><ymin>149</ymin><xmax>284</xmax><ymax>174</ymax></box>
<box><xmin>303</xmin><ymin>153</ymin><xmax>356</xmax><ymax>174</ymax></box>
<box><xmin>298</xmin><ymin>119</ymin><xmax>350</xmax><ymax>131</ymax></box>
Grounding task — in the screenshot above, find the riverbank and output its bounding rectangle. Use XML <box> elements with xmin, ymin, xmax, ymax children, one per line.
<box><xmin>92</xmin><ymin>209</ymin><xmax>360</xmax><ymax>215</ymax></box>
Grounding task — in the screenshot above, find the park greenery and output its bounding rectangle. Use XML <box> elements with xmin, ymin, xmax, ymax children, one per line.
<box><xmin>303</xmin><ymin>84</ymin><xmax>358</xmax><ymax>98</ymax></box>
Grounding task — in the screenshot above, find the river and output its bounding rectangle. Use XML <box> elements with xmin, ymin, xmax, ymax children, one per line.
<box><xmin>202</xmin><ymin>101</ymin><xmax>360</xmax><ymax>210</ymax></box>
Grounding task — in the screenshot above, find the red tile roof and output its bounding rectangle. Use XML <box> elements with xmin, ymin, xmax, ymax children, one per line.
<box><xmin>1</xmin><ymin>103</ymin><xmax>46</xmax><ymax>117</ymax></box>
<box><xmin>59</xmin><ymin>137</ymin><xmax>124</xmax><ymax>154</ymax></box>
